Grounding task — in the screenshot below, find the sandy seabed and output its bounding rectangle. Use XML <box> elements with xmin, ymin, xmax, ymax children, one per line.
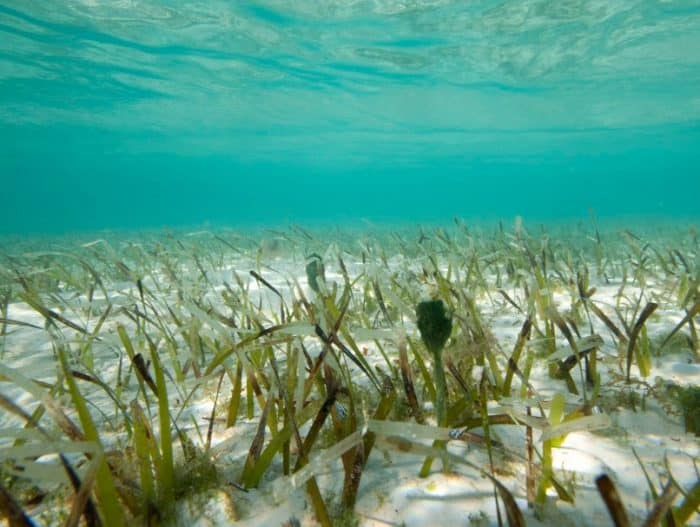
<box><xmin>0</xmin><ymin>223</ymin><xmax>698</xmax><ymax>527</ymax></box>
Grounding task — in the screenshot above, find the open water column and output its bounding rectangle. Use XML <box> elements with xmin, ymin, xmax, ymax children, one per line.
<box><xmin>1</xmin><ymin>1</ymin><xmax>699</xmax><ymax>232</ymax></box>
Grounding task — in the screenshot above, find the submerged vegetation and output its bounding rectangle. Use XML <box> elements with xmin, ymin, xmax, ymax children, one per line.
<box><xmin>0</xmin><ymin>219</ymin><xmax>698</xmax><ymax>526</ymax></box>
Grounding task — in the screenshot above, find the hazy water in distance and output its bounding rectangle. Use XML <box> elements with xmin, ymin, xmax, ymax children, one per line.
<box><xmin>1</xmin><ymin>1</ymin><xmax>699</xmax><ymax>234</ymax></box>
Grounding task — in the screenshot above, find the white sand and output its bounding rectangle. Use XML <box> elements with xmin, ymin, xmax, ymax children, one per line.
<box><xmin>0</xmin><ymin>237</ymin><xmax>698</xmax><ymax>527</ymax></box>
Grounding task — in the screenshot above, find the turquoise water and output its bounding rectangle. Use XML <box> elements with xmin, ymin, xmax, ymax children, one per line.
<box><xmin>1</xmin><ymin>1</ymin><xmax>699</xmax><ymax>233</ymax></box>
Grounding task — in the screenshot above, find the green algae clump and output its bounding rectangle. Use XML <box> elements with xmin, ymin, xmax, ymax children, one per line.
<box><xmin>306</xmin><ymin>254</ymin><xmax>325</xmax><ymax>294</ymax></box>
<box><xmin>677</xmin><ymin>385</ymin><xmax>700</xmax><ymax>436</ymax></box>
<box><xmin>416</xmin><ymin>299</ymin><xmax>452</xmax><ymax>355</ymax></box>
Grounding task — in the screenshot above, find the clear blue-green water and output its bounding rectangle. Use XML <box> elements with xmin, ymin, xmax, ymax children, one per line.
<box><xmin>1</xmin><ymin>1</ymin><xmax>699</xmax><ymax>234</ymax></box>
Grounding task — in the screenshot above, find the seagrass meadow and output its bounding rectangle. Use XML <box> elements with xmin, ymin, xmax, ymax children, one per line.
<box><xmin>0</xmin><ymin>221</ymin><xmax>699</xmax><ymax>527</ymax></box>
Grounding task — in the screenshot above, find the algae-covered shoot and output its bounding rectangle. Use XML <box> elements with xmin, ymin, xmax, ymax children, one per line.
<box><xmin>416</xmin><ymin>297</ymin><xmax>452</xmax><ymax>426</ymax></box>
<box><xmin>416</xmin><ymin>298</ymin><xmax>452</xmax><ymax>357</ymax></box>
<box><xmin>306</xmin><ymin>253</ymin><xmax>325</xmax><ymax>294</ymax></box>
<box><xmin>416</xmin><ymin>298</ymin><xmax>452</xmax><ymax>473</ymax></box>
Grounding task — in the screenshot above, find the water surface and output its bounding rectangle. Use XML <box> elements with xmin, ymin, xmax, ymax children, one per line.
<box><xmin>1</xmin><ymin>1</ymin><xmax>699</xmax><ymax>232</ymax></box>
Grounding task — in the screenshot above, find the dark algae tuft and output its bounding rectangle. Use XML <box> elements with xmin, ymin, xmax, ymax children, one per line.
<box><xmin>416</xmin><ymin>298</ymin><xmax>452</xmax><ymax>474</ymax></box>
<box><xmin>416</xmin><ymin>299</ymin><xmax>452</xmax><ymax>355</ymax></box>
<box><xmin>305</xmin><ymin>254</ymin><xmax>325</xmax><ymax>294</ymax></box>
<box><xmin>675</xmin><ymin>384</ymin><xmax>700</xmax><ymax>436</ymax></box>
